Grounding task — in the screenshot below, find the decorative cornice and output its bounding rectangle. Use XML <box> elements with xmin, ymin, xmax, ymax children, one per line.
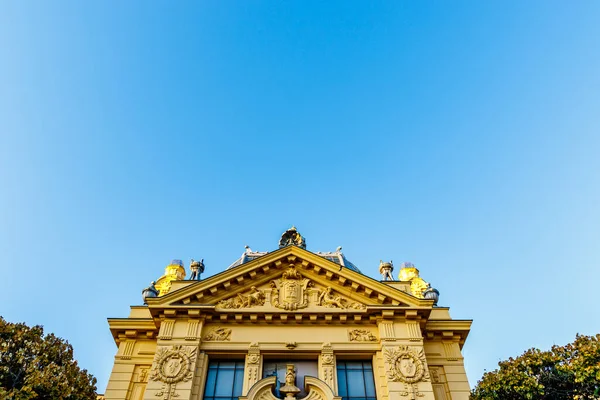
<box><xmin>146</xmin><ymin>247</ymin><xmax>432</xmax><ymax>309</ymax></box>
<box><xmin>424</xmin><ymin>319</ymin><xmax>472</xmax><ymax>345</ymax></box>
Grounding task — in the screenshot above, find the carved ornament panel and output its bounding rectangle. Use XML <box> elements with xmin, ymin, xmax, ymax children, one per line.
<box><xmin>149</xmin><ymin>345</ymin><xmax>197</xmax><ymax>400</ymax></box>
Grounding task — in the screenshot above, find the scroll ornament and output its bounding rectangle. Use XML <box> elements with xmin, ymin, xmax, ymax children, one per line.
<box><xmin>149</xmin><ymin>345</ymin><xmax>197</xmax><ymax>400</ymax></box>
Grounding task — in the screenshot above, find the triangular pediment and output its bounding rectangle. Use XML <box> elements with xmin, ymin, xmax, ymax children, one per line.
<box><xmin>147</xmin><ymin>247</ymin><xmax>432</xmax><ymax>313</ymax></box>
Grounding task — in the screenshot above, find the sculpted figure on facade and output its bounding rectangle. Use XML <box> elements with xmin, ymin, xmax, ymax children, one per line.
<box><xmin>271</xmin><ymin>265</ymin><xmax>311</xmax><ymax>310</ymax></box>
<box><xmin>279</xmin><ymin>364</ymin><xmax>301</xmax><ymax>399</ymax></box>
<box><xmin>217</xmin><ymin>286</ymin><xmax>265</xmax><ymax>309</ymax></box>
<box><xmin>318</xmin><ymin>287</ymin><xmax>346</xmax><ymax>309</ymax></box>
<box><xmin>242</xmin><ymin>286</ymin><xmax>266</xmax><ymax>307</ymax></box>
<box><xmin>149</xmin><ymin>345</ymin><xmax>197</xmax><ymax>400</ymax></box>
<box><xmin>348</xmin><ymin>329</ymin><xmax>377</xmax><ymax>342</ymax></box>
<box><xmin>203</xmin><ymin>327</ymin><xmax>232</xmax><ymax>341</ymax></box>
<box><xmin>189</xmin><ymin>258</ymin><xmax>205</xmax><ymax>281</ymax></box>
<box><xmin>379</xmin><ymin>260</ymin><xmax>394</xmax><ymax>281</ymax></box>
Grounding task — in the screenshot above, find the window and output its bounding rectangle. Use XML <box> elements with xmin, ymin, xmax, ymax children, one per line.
<box><xmin>204</xmin><ymin>361</ymin><xmax>245</xmax><ymax>400</ymax></box>
<box><xmin>336</xmin><ymin>361</ymin><xmax>376</xmax><ymax>400</ymax></box>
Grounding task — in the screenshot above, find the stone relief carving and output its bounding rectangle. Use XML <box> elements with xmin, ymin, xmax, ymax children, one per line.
<box><xmin>318</xmin><ymin>287</ymin><xmax>347</xmax><ymax>308</ymax></box>
<box><xmin>212</xmin><ymin>265</ymin><xmax>370</xmax><ymax>312</ymax></box>
<box><xmin>203</xmin><ymin>327</ymin><xmax>232</xmax><ymax>341</ymax></box>
<box><xmin>321</xmin><ymin>353</ymin><xmax>334</xmax><ymax>365</ymax></box>
<box><xmin>279</xmin><ymin>364</ymin><xmax>301</xmax><ymax>399</ymax></box>
<box><xmin>347</xmin><ymin>301</ymin><xmax>367</xmax><ymax>310</ymax></box>
<box><xmin>243</xmin><ymin>375</ymin><xmax>337</xmax><ymax>400</ymax></box>
<box><xmin>302</xmin><ymin>391</ymin><xmax>324</xmax><ymax>400</ymax></box>
<box><xmin>384</xmin><ymin>346</ymin><xmax>430</xmax><ymax>398</ymax></box>
<box><xmin>217</xmin><ymin>286</ymin><xmax>265</xmax><ymax>309</ymax></box>
<box><xmin>271</xmin><ymin>266</ymin><xmax>311</xmax><ymax>310</ymax></box>
<box><xmin>348</xmin><ymin>329</ymin><xmax>377</xmax><ymax>342</ymax></box>
<box><xmin>149</xmin><ymin>345</ymin><xmax>197</xmax><ymax>400</ymax></box>
<box><xmin>247</xmin><ymin>343</ymin><xmax>261</xmax><ymax>364</ymax></box>
<box><xmin>139</xmin><ymin>367</ymin><xmax>149</xmax><ymax>383</ymax></box>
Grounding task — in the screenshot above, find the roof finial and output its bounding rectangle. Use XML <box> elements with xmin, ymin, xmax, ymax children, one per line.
<box><xmin>279</xmin><ymin>226</ymin><xmax>306</xmax><ymax>249</ymax></box>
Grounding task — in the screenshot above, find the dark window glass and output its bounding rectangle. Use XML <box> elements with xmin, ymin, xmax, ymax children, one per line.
<box><xmin>204</xmin><ymin>360</ymin><xmax>245</xmax><ymax>400</ymax></box>
<box><xmin>336</xmin><ymin>361</ymin><xmax>377</xmax><ymax>400</ymax></box>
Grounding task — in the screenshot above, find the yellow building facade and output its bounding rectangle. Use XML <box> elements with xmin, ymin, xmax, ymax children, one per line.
<box><xmin>102</xmin><ymin>228</ymin><xmax>471</xmax><ymax>400</ymax></box>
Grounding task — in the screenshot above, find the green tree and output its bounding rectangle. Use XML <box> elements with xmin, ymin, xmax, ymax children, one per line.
<box><xmin>471</xmin><ymin>334</ymin><xmax>600</xmax><ymax>400</ymax></box>
<box><xmin>0</xmin><ymin>316</ymin><xmax>97</xmax><ymax>400</ymax></box>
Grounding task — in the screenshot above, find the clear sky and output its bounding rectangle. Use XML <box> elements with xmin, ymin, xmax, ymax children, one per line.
<box><xmin>1</xmin><ymin>1</ymin><xmax>599</xmax><ymax>393</ymax></box>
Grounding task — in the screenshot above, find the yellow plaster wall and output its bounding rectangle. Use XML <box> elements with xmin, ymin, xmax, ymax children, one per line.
<box><xmin>105</xmin><ymin>247</ymin><xmax>471</xmax><ymax>400</ymax></box>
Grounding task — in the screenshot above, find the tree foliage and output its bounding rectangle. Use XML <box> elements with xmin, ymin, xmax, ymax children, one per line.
<box><xmin>471</xmin><ymin>334</ymin><xmax>600</xmax><ymax>400</ymax></box>
<box><xmin>0</xmin><ymin>316</ymin><xmax>97</xmax><ymax>400</ymax></box>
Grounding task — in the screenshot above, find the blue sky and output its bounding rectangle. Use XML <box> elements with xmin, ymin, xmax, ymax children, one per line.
<box><xmin>1</xmin><ymin>1</ymin><xmax>599</xmax><ymax>392</ymax></box>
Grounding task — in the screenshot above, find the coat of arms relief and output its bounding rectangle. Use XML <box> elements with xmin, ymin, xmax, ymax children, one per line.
<box><xmin>215</xmin><ymin>265</ymin><xmax>366</xmax><ymax>310</ymax></box>
<box><xmin>270</xmin><ymin>265</ymin><xmax>311</xmax><ymax>310</ymax></box>
<box><xmin>149</xmin><ymin>345</ymin><xmax>197</xmax><ymax>400</ymax></box>
<box><xmin>384</xmin><ymin>346</ymin><xmax>430</xmax><ymax>398</ymax></box>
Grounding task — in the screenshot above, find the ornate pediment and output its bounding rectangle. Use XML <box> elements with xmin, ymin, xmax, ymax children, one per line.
<box><xmin>146</xmin><ymin>246</ymin><xmax>433</xmax><ymax>321</ymax></box>
<box><xmin>213</xmin><ymin>265</ymin><xmax>368</xmax><ymax>311</ymax></box>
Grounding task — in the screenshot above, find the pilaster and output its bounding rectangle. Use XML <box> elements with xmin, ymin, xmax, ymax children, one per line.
<box><xmin>243</xmin><ymin>342</ymin><xmax>263</xmax><ymax>395</ymax></box>
<box><xmin>318</xmin><ymin>343</ymin><xmax>336</xmax><ymax>392</ymax></box>
<box><xmin>378</xmin><ymin>320</ymin><xmax>435</xmax><ymax>400</ymax></box>
<box><xmin>143</xmin><ymin>318</ymin><xmax>205</xmax><ymax>400</ymax></box>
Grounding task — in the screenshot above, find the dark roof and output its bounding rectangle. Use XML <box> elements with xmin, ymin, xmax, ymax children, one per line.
<box><xmin>226</xmin><ymin>247</ymin><xmax>362</xmax><ymax>274</ymax></box>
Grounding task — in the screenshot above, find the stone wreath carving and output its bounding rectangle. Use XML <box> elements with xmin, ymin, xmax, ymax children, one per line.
<box><xmin>149</xmin><ymin>345</ymin><xmax>197</xmax><ymax>399</ymax></box>
<box><xmin>384</xmin><ymin>346</ymin><xmax>429</xmax><ymax>383</ymax></box>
